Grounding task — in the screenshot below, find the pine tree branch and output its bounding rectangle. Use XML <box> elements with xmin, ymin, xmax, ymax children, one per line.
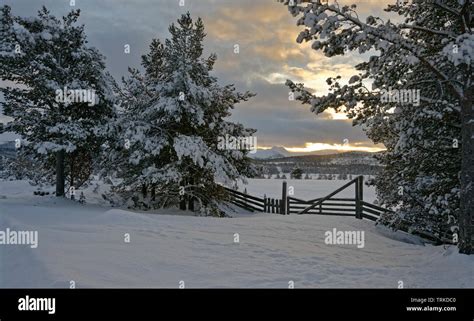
<box><xmin>399</xmin><ymin>24</ymin><xmax>455</xmax><ymax>38</ymax></box>
<box><xmin>433</xmin><ymin>0</ymin><xmax>462</xmax><ymax>17</ymax></box>
<box><xmin>300</xmin><ymin>2</ymin><xmax>465</xmax><ymax>100</ymax></box>
<box><xmin>433</xmin><ymin>0</ymin><xmax>469</xmax><ymax>32</ymax></box>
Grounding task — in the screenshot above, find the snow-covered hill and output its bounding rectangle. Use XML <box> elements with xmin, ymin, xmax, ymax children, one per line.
<box><xmin>0</xmin><ymin>180</ymin><xmax>472</xmax><ymax>288</ymax></box>
<box><xmin>250</xmin><ymin>146</ymin><xmax>351</xmax><ymax>160</ymax></box>
<box><xmin>249</xmin><ymin>146</ymin><xmax>288</xmax><ymax>159</ymax></box>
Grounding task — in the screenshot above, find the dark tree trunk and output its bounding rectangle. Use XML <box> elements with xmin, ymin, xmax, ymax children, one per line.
<box><xmin>187</xmin><ymin>178</ymin><xmax>195</xmax><ymax>212</ymax></box>
<box><xmin>142</xmin><ymin>184</ymin><xmax>148</xmax><ymax>199</ymax></box>
<box><xmin>188</xmin><ymin>197</ymin><xmax>194</xmax><ymax>212</ymax></box>
<box><xmin>179</xmin><ymin>180</ymin><xmax>187</xmax><ymax>211</ymax></box>
<box><xmin>151</xmin><ymin>184</ymin><xmax>156</xmax><ymax>201</ymax></box>
<box><xmin>55</xmin><ymin>150</ymin><xmax>65</xmax><ymax>197</ymax></box>
<box><xmin>179</xmin><ymin>199</ymin><xmax>187</xmax><ymax>211</ymax></box>
<box><xmin>459</xmin><ymin>85</ymin><xmax>474</xmax><ymax>255</ymax></box>
<box><xmin>70</xmin><ymin>153</ymin><xmax>75</xmax><ymax>193</ymax></box>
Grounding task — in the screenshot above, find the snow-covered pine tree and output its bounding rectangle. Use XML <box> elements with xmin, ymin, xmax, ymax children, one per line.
<box><xmin>0</xmin><ymin>6</ymin><xmax>116</xmax><ymax>196</ymax></box>
<box><xmin>291</xmin><ymin>167</ymin><xmax>303</xmax><ymax>179</ymax></box>
<box><xmin>102</xmin><ymin>13</ymin><xmax>255</xmax><ymax>214</ymax></box>
<box><xmin>279</xmin><ymin>0</ymin><xmax>473</xmax><ymax>252</ymax></box>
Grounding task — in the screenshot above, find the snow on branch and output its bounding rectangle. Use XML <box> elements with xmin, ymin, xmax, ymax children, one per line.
<box><xmin>279</xmin><ymin>0</ymin><xmax>465</xmax><ymax>99</ymax></box>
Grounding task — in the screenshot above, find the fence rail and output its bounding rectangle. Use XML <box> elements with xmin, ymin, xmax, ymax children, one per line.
<box><xmin>225</xmin><ymin>177</ymin><xmax>453</xmax><ymax>244</ymax></box>
<box><xmin>225</xmin><ymin>187</ymin><xmax>283</xmax><ymax>214</ymax></box>
<box><xmin>226</xmin><ymin>176</ymin><xmax>378</xmax><ymax>218</ymax></box>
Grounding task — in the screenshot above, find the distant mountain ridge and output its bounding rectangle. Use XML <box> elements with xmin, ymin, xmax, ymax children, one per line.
<box><xmin>250</xmin><ymin>146</ymin><xmax>347</xmax><ymax>160</ymax></box>
<box><xmin>252</xmin><ymin>150</ymin><xmax>383</xmax><ymax>176</ymax></box>
<box><xmin>250</xmin><ymin>146</ymin><xmax>288</xmax><ymax>159</ymax></box>
<box><xmin>264</xmin><ymin>151</ymin><xmax>382</xmax><ymax>165</ymax></box>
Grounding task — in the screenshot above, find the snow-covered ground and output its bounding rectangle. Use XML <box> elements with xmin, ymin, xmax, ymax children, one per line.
<box><xmin>0</xmin><ymin>179</ymin><xmax>472</xmax><ymax>288</ymax></box>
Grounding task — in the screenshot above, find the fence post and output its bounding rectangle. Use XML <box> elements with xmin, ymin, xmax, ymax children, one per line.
<box><xmin>264</xmin><ymin>194</ymin><xmax>267</xmax><ymax>213</ymax></box>
<box><xmin>244</xmin><ymin>188</ymin><xmax>248</xmax><ymax>206</ymax></box>
<box><xmin>281</xmin><ymin>181</ymin><xmax>287</xmax><ymax>215</ymax></box>
<box><xmin>271</xmin><ymin>199</ymin><xmax>275</xmax><ymax>214</ymax></box>
<box><xmin>355</xmin><ymin>176</ymin><xmax>363</xmax><ymax>219</ymax></box>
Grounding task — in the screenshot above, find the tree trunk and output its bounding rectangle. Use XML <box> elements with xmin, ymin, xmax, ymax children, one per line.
<box><xmin>187</xmin><ymin>178</ymin><xmax>194</xmax><ymax>212</ymax></box>
<box><xmin>151</xmin><ymin>184</ymin><xmax>156</xmax><ymax>201</ymax></box>
<box><xmin>70</xmin><ymin>153</ymin><xmax>75</xmax><ymax>193</ymax></box>
<box><xmin>55</xmin><ymin>150</ymin><xmax>65</xmax><ymax>197</ymax></box>
<box><xmin>179</xmin><ymin>180</ymin><xmax>187</xmax><ymax>211</ymax></box>
<box><xmin>459</xmin><ymin>85</ymin><xmax>474</xmax><ymax>255</ymax></box>
<box><xmin>142</xmin><ymin>184</ymin><xmax>148</xmax><ymax>199</ymax></box>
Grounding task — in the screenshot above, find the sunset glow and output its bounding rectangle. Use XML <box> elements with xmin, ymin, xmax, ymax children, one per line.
<box><xmin>260</xmin><ymin>142</ymin><xmax>385</xmax><ymax>154</ymax></box>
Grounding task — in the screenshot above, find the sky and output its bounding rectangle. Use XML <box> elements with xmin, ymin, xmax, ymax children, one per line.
<box><xmin>0</xmin><ymin>0</ymin><xmax>395</xmax><ymax>152</ymax></box>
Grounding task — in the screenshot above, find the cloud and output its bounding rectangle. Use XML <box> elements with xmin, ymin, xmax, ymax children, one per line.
<box><xmin>285</xmin><ymin>142</ymin><xmax>384</xmax><ymax>153</ymax></box>
<box><xmin>229</xmin><ymin>78</ymin><xmax>372</xmax><ymax>147</ymax></box>
<box><xmin>0</xmin><ymin>0</ymin><xmax>391</xmax><ymax>151</ymax></box>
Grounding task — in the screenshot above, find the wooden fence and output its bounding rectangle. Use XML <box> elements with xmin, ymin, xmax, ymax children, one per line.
<box><xmin>226</xmin><ymin>176</ymin><xmax>392</xmax><ymax>219</ymax></box>
<box><xmin>224</xmin><ymin>187</ymin><xmax>285</xmax><ymax>214</ymax></box>
<box><xmin>225</xmin><ymin>176</ymin><xmax>453</xmax><ymax>244</ymax></box>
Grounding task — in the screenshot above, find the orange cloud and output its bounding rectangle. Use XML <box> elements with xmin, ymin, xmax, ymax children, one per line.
<box><xmin>259</xmin><ymin>142</ymin><xmax>385</xmax><ymax>153</ymax></box>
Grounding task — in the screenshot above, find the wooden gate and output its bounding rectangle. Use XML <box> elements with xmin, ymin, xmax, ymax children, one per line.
<box><xmin>225</xmin><ymin>176</ymin><xmax>453</xmax><ymax>244</ymax></box>
<box><xmin>226</xmin><ymin>176</ymin><xmax>392</xmax><ymax>221</ymax></box>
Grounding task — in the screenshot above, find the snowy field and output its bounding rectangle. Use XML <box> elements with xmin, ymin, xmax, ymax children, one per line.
<box><xmin>237</xmin><ymin>177</ymin><xmax>377</xmax><ymax>203</ymax></box>
<box><xmin>0</xmin><ymin>179</ymin><xmax>472</xmax><ymax>288</ymax></box>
